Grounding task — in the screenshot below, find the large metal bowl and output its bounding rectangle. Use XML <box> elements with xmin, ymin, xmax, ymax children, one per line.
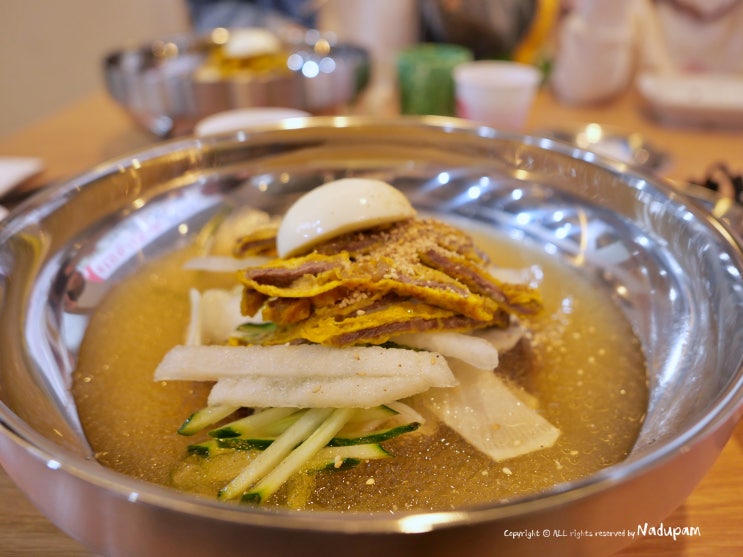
<box><xmin>103</xmin><ymin>30</ymin><xmax>370</xmax><ymax>137</ymax></box>
<box><xmin>1</xmin><ymin>118</ymin><xmax>742</xmax><ymax>557</ymax></box>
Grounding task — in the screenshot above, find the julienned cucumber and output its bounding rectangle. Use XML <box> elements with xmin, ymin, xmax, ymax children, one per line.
<box><xmin>187</xmin><ymin>439</ymin><xmax>226</xmax><ymax>457</ymax></box>
<box><xmin>188</xmin><ymin>440</ymin><xmax>390</xmax><ymax>470</ymax></box>
<box><xmin>240</xmin><ymin>407</ymin><xmax>356</xmax><ymax>503</ymax></box>
<box><xmin>209</xmin><ymin>405</ymin><xmax>397</xmax><ymax>439</ymax></box>
<box><xmin>233</xmin><ymin>322</ymin><xmax>278</xmax><ymax>343</ymax></box>
<box><xmin>219</xmin><ymin>408</ymin><xmax>337</xmax><ymax>501</ymax></box>
<box><xmin>218</xmin><ymin>421</ymin><xmax>420</xmax><ymax>451</ymax></box>
<box><xmin>328</xmin><ymin>421</ymin><xmax>421</xmax><ymax>446</ymax></box>
<box><xmin>217</xmin><ymin>437</ymin><xmax>274</xmax><ymax>451</ymax></box>
<box><xmin>178</xmin><ymin>405</ymin><xmax>240</xmax><ymax>436</ymax></box>
<box><xmin>180</xmin><ymin>403</ymin><xmax>419</xmax><ymax>504</ymax></box>
<box><xmin>187</xmin><ymin>406</ymin><xmax>415</xmax><ymax>458</ymax></box>
<box><xmin>308</xmin><ymin>443</ymin><xmax>391</xmax><ymax>470</ymax></box>
<box><xmin>209</xmin><ymin>407</ymin><xmax>304</xmax><ymax>439</ymax></box>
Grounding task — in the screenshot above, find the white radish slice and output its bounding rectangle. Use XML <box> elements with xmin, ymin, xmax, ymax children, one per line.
<box><xmin>472</xmin><ymin>323</ymin><xmax>526</xmax><ymax>354</ymax></box>
<box><xmin>155</xmin><ymin>344</ymin><xmax>454</xmax><ymax>383</ymax></box>
<box><xmin>488</xmin><ymin>264</ymin><xmax>544</xmax><ymax>287</ymax></box>
<box><xmin>183</xmin><ymin>255</ymin><xmax>271</xmax><ymax>273</ymax></box>
<box><xmin>199</xmin><ymin>287</ymin><xmax>256</xmax><ymax>344</ymax></box>
<box><xmin>414</xmin><ymin>361</ymin><xmax>560</xmax><ymax>462</ymax></box>
<box><xmin>392</xmin><ymin>331</ymin><xmax>499</xmax><ymax>370</ymax></box>
<box><xmin>384</xmin><ymin>400</ymin><xmax>426</xmax><ymax>425</ymax></box>
<box><xmin>183</xmin><ymin>287</ymin><xmax>256</xmax><ymax>346</ymax></box>
<box><xmin>185</xmin><ymin>289</ymin><xmax>202</xmax><ymax>346</ymax></box>
<box><xmin>154</xmin><ymin>344</ymin><xmax>457</xmax><ymax>408</ymax></box>
<box><xmin>277</xmin><ymin>178</ymin><xmax>416</xmax><ymax>258</ymax></box>
<box><xmin>209</xmin><ymin>373</ymin><xmax>443</xmax><ymax>409</ymax></box>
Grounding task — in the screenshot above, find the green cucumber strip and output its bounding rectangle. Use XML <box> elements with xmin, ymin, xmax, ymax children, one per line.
<box><xmin>188</xmin><ymin>439</ymin><xmax>231</xmax><ymax>457</ymax></box>
<box><xmin>190</xmin><ymin>438</ymin><xmax>392</xmax><ymax>465</ymax></box>
<box><xmin>347</xmin><ymin>405</ymin><xmax>398</xmax><ymax>424</ymax></box>
<box><xmin>212</xmin><ymin>405</ymin><xmax>396</xmax><ymax>441</ymax></box>
<box><xmin>327</xmin><ymin>421</ymin><xmax>421</xmax><ymax>447</ymax></box>
<box><xmin>218</xmin><ymin>420</ymin><xmax>420</xmax><ymax>451</ymax></box>
<box><xmin>236</xmin><ymin>322</ymin><xmax>277</xmax><ymax>333</ymax></box>
<box><xmin>313</xmin><ymin>458</ymin><xmax>361</xmax><ymax>471</ymax></box>
<box><xmin>335</xmin><ymin>412</ymin><xmax>407</xmax><ymax>438</ymax></box>
<box><xmin>209</xmin><ymin>407</ymin><xmax>303</xmax><ymax>439</ymax></box>
<box><xmin>218</xmin><ymin>437</ymin><xmax>274</xmax><ymax>451</ymax></box>
<box><xmin>233</xmin><ymin>322</ymin><xmax>278</xmax><ymax>343</ymax></box>
<box><xmin>307</xmin><ymin>443</ymin><xmax>391</xmax><ymax>471</ymax></box>
<box><xmin>218</xmin><ymin>407</ymin><xmax>334</xmax><ymax>500</ymax></box>
<box><xmin>242</xmin><ymin>407</ymin><xmax>357</xmax><ymax>504</ymax></box>
<box><xmin>178</xmin><ymin>405</ymin><xmax>240</xmax><ymax>436</ymax></box>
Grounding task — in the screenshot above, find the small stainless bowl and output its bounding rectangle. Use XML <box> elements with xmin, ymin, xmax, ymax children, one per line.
<box><xmin>103</xmin><ymin>30</ymin><xmax>370</xmax><ymax>137</ymax></box>
<box><xmin>1</xmin><ymin>118</ymin><xmax>742</xmax><ymax>556</ymax></box>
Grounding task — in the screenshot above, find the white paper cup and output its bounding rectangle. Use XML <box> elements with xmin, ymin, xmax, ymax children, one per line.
<box><xmin>454</xmin><ymin>61</ymin><xmax>541</xmax><ymax>130</ymax></box>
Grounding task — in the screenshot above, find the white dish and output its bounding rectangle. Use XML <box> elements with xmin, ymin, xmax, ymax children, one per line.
<box><xmin>0</xmin><ymin>156</ymin><xmax>44</xmax><ymax>198</ymax></box>
<box><xmin>636</xmin><ymin>72</ymin><xmax>743</xmax><ymax>128</ymax></box>
<box><xmin>194</xmin><ymin>108</ymin><xmax>310</xmax><ymax>136</ymax></box>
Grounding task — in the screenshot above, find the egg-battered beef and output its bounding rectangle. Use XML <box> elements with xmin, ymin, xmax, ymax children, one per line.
<box><xmin>235</xmin><ymin>218</ymin><xmax>542</xmax><ymax>346</ymax></box>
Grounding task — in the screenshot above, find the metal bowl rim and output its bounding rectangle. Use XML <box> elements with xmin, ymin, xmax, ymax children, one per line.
<box><xmin>1</xmin><ymin>116</ymin><xmax>743</xmax><ymax>534</ymax></box>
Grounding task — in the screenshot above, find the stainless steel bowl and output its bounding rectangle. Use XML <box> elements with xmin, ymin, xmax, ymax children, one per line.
<box><xmin>103</xmin><ymin>30</ymin><xmax>370</xmax><ymax>137</ymax></box>
<box><xmin>1</xmin><ymin>118</ymin><xmax>742</xmax><ymax>557</ymax></box>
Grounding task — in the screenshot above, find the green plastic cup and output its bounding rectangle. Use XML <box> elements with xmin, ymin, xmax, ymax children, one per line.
<box><xmin>397</xmin><ymin>43</ymin><xmax>473</xmax><ymax>116</ymax></box>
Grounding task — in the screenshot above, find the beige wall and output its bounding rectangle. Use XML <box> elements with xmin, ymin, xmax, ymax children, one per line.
<box><xmin>0</xmin><ymin>0</ymin><xmax>191</xmax><ymax>138</ymax></box>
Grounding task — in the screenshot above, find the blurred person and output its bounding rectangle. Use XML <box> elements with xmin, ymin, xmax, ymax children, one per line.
<box><xmin>420</xmin><ymin>0</ymin><xmax>559</xmax><ymax>63</ymax></box>
<box><xmin>186</xmin><ymin>0</ymin><xmax>560</xmax><ymax>65</ymax></box>
<box><xmin>186</xmin><ymin>0</ymin><xmax>315</xmax><ymax>31</ymax></box>
<box><xmin>184</xmin><ymin>0</ymin><xmax>559</xmax><ymax>115</ymax></box>
<box><xmin>551</xmin><ymin>0</ymin><xmax>743</xmax><ymax>104</ymax></box>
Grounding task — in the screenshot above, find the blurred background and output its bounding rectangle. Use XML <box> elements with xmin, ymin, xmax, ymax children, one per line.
<box><xmin>0</xmin><ymin>0</ymin><xmax>549</xmax><ymax>138</ymax></box>
<box><xmin>0</xmin><ymin>0</ymin><xmax>190</xmax><ymax>137</ymax></box>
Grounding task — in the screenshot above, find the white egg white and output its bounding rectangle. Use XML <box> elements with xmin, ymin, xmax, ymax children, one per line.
<box><xmin>276</xmin><ymin>178</ymin><xmax>416</xmax><ymax>257</ymax></box>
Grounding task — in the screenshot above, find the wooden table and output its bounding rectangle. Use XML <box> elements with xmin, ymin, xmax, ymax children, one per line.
<box><xmin>1</xmin><ymin>89</ymin><xmax>742</xmax><ymax>556</ymax></box>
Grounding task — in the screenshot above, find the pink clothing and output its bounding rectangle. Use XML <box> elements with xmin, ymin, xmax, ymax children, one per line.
<box><xmin>551</xmin><ymin>0</ymin><xmax>743</xmax><ymax>104</ymax></box>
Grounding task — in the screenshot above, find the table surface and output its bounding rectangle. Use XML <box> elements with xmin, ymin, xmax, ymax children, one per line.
<box><xmin>0</xmin><ymin>88</ymin><xmax>742</xmax><ymax>556</ymax></box>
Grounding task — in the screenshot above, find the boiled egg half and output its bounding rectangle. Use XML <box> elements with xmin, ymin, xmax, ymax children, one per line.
<box><xmin>277</xmin><ymin>178</ymin><xmax>416</xmax><ymax>258</ymax></box>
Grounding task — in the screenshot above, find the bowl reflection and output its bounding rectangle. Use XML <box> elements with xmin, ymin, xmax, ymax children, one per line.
<box><xmin>0</xmin><ymin>118</ymin><xmax>742</xmax><ymax>557</ymax></box>
<box><xmin>540</xmin><ymin>123</ymin><xmax>671</xmax><ymax>173</ymax></box>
